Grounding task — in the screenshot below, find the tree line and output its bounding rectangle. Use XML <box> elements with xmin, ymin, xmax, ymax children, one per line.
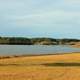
<box><xmin>0</xmin><ymin>37</ymin><xmax>80</xmax><ymax>45</ymax></box>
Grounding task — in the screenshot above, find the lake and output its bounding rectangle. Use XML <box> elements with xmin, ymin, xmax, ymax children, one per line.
<box><xmin>0</xmin><ymin>45</ymin><xmax>80</xmax><ymax>56</ymax></box>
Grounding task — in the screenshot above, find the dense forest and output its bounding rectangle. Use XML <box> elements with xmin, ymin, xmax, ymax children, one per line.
<box><xmin>0</xmin><ymin>37</ymin><xmax>80</xmax><ymax>45</ymax></box>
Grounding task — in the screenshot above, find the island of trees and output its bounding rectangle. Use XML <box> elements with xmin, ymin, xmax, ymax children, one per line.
<box><xmin>0</xmin><ymin>37</ymin><xmax>80</xmax><ymax>45</ymax></box>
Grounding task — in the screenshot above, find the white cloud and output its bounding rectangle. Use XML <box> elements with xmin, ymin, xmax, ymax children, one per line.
<box><xmin>7</xmin><ymin>10</ymin><xmax>79</xmax><ymax>26</ymax></box>
<box><xmin>0</xmin><ymin>0</ymin><xmax>80</xmax><ymax>38</ymax></box>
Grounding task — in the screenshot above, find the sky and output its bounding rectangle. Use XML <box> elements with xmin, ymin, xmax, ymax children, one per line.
<box><xmin>0</xmin><ymin>0</ymin><xmax>80</xmax><ymax>39</ymax></box>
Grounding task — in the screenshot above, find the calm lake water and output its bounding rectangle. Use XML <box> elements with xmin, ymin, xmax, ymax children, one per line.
<box><xmin>0</xmin><ymin>45</ymin><xmax>80</xmax><ymax>56</ymax></box>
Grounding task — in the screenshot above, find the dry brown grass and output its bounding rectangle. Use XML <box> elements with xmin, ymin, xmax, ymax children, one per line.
<box><xmin>0</xmin><ymin>53</ymin><xmax>80</xmax><ymax>80</ymax></box>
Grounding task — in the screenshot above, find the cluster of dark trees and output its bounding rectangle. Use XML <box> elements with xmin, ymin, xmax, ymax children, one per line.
<box><xmin>0</xmin><ymin>37</ymin><xmax>80</xmax><ymax>45</ymax></box>
<box><xmin>0</xmin><ymin>37</ymin><xmax>31</xmax><ymax>45</ymax></box>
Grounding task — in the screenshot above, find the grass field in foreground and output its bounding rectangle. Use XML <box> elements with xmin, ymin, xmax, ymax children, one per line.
<box><xmin>0</xmin><ymin>53</ymin><xmax>80</xmax><ymax>80</ymax></box>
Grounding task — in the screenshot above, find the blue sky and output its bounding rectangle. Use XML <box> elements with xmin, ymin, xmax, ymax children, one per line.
<box><xmin>0</xmin><ymin>0</ymin><xmax>80</xmax><ymax>39</ymax></box>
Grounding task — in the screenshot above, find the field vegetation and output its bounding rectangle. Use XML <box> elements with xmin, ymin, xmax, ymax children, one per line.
<box><xmin>0</xmin><ymin>53</ymin><xmax>80</xmax><ymax>80</ymax></box>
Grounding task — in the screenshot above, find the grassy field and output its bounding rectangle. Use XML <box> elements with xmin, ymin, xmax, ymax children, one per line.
<box><xmin>0</xmin><ymin>53</ymin><xmax>80</xmax><ymax>80</ymax></box>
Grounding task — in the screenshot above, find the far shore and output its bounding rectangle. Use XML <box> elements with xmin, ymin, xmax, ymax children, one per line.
<box><xmin>71</xmin><ymin>42</ymin><xmax>80</xmax><ymax>48</ymax></box>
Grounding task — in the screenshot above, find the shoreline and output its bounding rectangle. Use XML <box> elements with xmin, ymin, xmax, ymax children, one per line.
<box><xmin>0</xmin><ymin>52</ymin><xmax>80</xmax><ymax>80</ymax></box>
<box><xmin>71</xmin><ymin>45</ymin><xmax>80</xmax><ymax>48</ymax></box>
<box><xmin>0</xmin><ymin>52</ymin><xmax>80</xmax><ymax>59</ymax></box>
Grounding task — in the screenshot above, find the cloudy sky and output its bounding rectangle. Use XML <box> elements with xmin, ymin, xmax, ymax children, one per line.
<box><xmin>0</xmin><ymin>0</ymin><xmax>80</xmax><ymax>39</ymax></box>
